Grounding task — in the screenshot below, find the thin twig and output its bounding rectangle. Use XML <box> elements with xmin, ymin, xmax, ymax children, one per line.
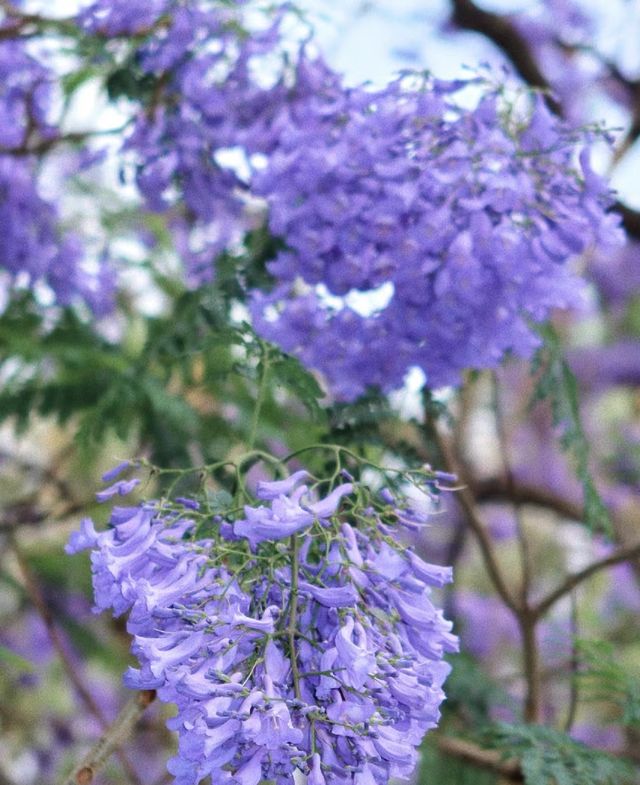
<box><xmin>472</xmin><ymin>476</ymin><xmax>584</xmax><ymax>521</ymax></box>
<box><xmin>0</xmin><ymin>0</ymin><xmax>77</xmax><ymax>36</ymax></box>
<box><xmin>0</xmin><ymin>125</ymin><xmax>131</xmax><ymax>157</ymax></box>
<box><xmin>520</xmin><ymin>611</ymin><xmax>541</xmax><ymax>723</ymax></box>
<box><xmin>564</xmin><ymin>591</ymin><xmax>580</xmax><ymax>733</ymax></box>
<box><xmin>432</xmin><ymin>424</ymin><xmax>520</xmax><ymax>615</ymax></box>
<box><xmin>248</xmin><ymin>342</ymin><xmax>271</xmax><ymax>450</ymax></box>
<box><xmin>491</xmin><ymin>374</ymin><xmax>533</xmax><ymax>606</ymax></box>
<box><xmin>8</xmin><ymin>535</ymin><xmax>144</xmax><ymax>785</ymax></box>
<box><xmin>288</xmin><ymin>533</ymin><xmax>302</xmax><ymax>701</ymax></box>
<box><xmin>491</xmin><ymin>375</ymin><xmax>541</xmax><ymax>722</ymax></box>
<box><xmin>436</xmin><ymin>735</ymin><xmax>523</xmax><ymax>782</ymax></box>
<box><xmin>533</xmin><ymin>541</ymin><xmax>640</xmax><ymax>618</ymax></box>
<box><xmin>61</xmin><ymin>691</ymin><xmax>156</xmax><ymax>785</ymax></box>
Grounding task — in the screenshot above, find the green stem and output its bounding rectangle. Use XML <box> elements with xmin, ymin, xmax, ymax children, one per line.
<box><xmin>288</xmin><ymin>534</ymin><xmax>302</xmax><ymax>701</ymax></box>
<box><xmin>248</xmin><ymin>343</ymin><xmax>270</xmax><ymax>450</ymax></box>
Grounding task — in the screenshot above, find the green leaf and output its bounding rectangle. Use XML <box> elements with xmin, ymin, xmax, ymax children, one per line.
<box><xmin>327</xmin><ymin>389</ymin><xmax>393</xmax><ymax>446</ymax></box>
<box><xmin>486</xmin><ymin>723</ymin><xmax>633</xmax><ymax>785</ymax></box>
<box><xmin>270</xmin><ymin>351</ymin><xmax>326</xmax><ymax>420</ymax></box>
<box><xmin>530</xmin><ymin>324</ymin><xmax>610</xmax><ymax>534</ymax></box>
<box><xmin>576</xmin><ymin>639</ymin><xmax>640</xmax><ymax>726</ymax></box>
<box><xmin>105</xmin><ymin>65</ymin><xmax>157</xmax><ymax>101</ymax></box>
<box><xmin>61</xmin><ymin>65</ymin><xmax>100</xmax><ymax>97</ymax></box>
<box><xmin>443</xmin><ymin>653</ymin><xmax>517</xmax><ymax>726</ymax></box>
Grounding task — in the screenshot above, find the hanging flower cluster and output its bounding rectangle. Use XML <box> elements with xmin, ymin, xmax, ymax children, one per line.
<box><xmin>251</xmin><ymin>73</ymin><xmax>622</xmax><ymax>398</ymax></box>
<box><xmin>68</xmin><ymin>463</ymin><xmax>457</xmax><ymax>785</ymax></box>
<box><xmin>82</xmin><ymin>0</ymin><xmax>621</xmax><ymax>398</ymax></box>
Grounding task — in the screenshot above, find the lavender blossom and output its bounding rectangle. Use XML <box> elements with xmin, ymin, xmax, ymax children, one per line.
<box><xmin>96</xmin><ymin>2</ymin><xmax>619</xmax><ymax>397</ymax></box>
<box><xmin>69</xmin><ymin>466</ymin><xmax>457</xmax><ymax>785</ymax></box>
<box><xmin>251</xmin><ymin>73</ymin><xmax>622</xmax><ymax>399</ymax></box>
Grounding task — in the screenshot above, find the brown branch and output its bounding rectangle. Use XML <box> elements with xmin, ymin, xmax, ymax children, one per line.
<box><xmin>436</xmin><ymin>736</ymin><xmax>523</xmax><ymax>781</ymax></box>
<box><xmin>61</xmin><ymin>691</ymin><xmax>156</xmax><ymax>785</ymax></box>
<box><xmin>432</xmin><ymin>425</ymin><xmax>521</xmax><ymax>615</ymax></box>
<box><xmin>0</xmin><ymin>0</ymin><xmax>76</xmax><ymax>36</ymax></box>
<box><xmin>0</xmin><ymin>124</ymin><xmax>131</xmax><ymax>157</ymax></box>
<box><xmin>473</xmin><ymin>476</ymin><xmax>584</xmax><ymax>521</ymax></box>
<box><xmin>448</xmin><ymin>0</ymin><xmax>640</xmax><ymax>240</ymax></box>
<box><xmin>612</xmin><ymin>201</ymin><xmax>640</xmax><ymax>240</ymax></box>
<box><xmin>533</xmin><ymin>541</ymin><xmax>640</xmax><ymax>618</ymax></box>
<box><xmin>0</xmin><ymin>500</ymin><xmax>86</xmax><ymax>531</ymax></box>
<box><xmin>449</xmin><ymin>0</ymin><xmax>561</xmax><ymax>115</ymax></box>
<box><xmin>8</xmin><ymin>535</ymin><xmax>144</xmax><ymax>785</ymax></box>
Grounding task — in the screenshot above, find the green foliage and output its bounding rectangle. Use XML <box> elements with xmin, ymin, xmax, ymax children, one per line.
<box><xmin>443</xmin><ymin>653</ymin><xmax>516</xmax><ymax>726</ymax></box>
<box><xmin>105</xmin><ymin>61</ymin><xmax>158</xmax><ymax>102</ymax></box>
<box><xmin>0</xmin><ymin>280</ymin><xmax>327</xmax><ymax>468</ymax></box>
<box><xmin>531</xmin><ymin>323</ymin><xmax>610</xmax><ymax>533</ymax></box>
<box><xmin>269</xmin><ymin>349</ymin><xmax>326</xmax><ymax>420</ymax></box>
<box><xmin>0</xmin><ymin>303</ymin><xmax>202</xmax><ymax>463</ymax></box>
<box><xmin>327</xmin><ymin>390</ymin><xmax>394</xmax><ymax>447</ymax></box>
<box><xmin>486</xmin><ymin>723</ymin><xmax>633</xmax><ymax>785</ymax></box>
<box><xmin>576</xmin><ymin>639</ymin><xmax>640</xmax><ymax>726</ymax></box>
<box><xmin>418</xmin><ymin>740</ymin><xmax>497</xmax><ymax>785</ymax></box>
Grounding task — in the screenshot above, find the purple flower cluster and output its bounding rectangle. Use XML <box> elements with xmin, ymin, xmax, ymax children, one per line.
<box><xmin>0</xmin><ymin>39</ymin><xmax>114</xmax><ymax>312</ymax></box>
<box><xmin>251</xmin><ymin>75</ymin><xmax>622</xmax><ymax>399</ymax></box>
<box><xmin>68</xmin><ymin>469</ymin><xmax>457</xmax><ymax>785</ymax></box>
<box><xmin>117</xmin><ymin>1</ymin><xmax>286</xmax><ymax>285</ymax></box>
<box><xmin>104</xmin><ymin>0</ymin><xmax>620</xmax><ymax>398</ymax></box>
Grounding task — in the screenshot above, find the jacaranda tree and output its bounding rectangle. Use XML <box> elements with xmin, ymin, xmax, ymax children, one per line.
<box><xmin>0</xmin><ymin>2</ymin><xmax>639</xmax><ymax>785</ymax></box>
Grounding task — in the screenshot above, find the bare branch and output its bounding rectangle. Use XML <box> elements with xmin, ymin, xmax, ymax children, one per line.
<box><xmin>436</xmin><ymin>735</ymin><xmax>523</xmax><ymax>781</ymax></box>
<box><xmin>533</xmin><ymin>541</ymin><xmax>640</xmax><ymax>618</ymax></box>
<box><xmin>449</xmin><ymin>0</ymin><xmax>561</xmax><ymax>114</ymax></box>
<box><xmin>61</xmin><ymin>691</ymin><xmax>156</xmax><ymax>785</ymax></box>
<box><xmin>432</xmin><ymin>425</ymin><xmax>521</xmax><ymax>615</ymax></box>
<box><xmin>613</xmin><ymin>201</ymin><xmax>640</xmax><ymax>240</ymax></box>
<box><xmin>8</xmin><ymin>535</ymin><xmax>144</xmax><ymax>785</ymax></box>
<box><xmin>473</xmin><ymin>476</ymin><xmax>584</xmax><ymax>521</ymax></box>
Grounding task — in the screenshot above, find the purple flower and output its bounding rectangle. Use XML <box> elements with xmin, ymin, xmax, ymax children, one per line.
<box><xmin>96</xmin><ymin>478</ymin><xmax>141</xmax><ymax>502</ymax></box>
<box><xmin>69</xmin><ymin>463</ymin><xmax>457</xmax><ymax>785</ymax></box>
<box><xmin>298</xmin><ymin>581</ymin><xmax>358</xmax><ymax>607</ymax></box>
<box><xmin>234</xmin><ymin>478</ymin><xmax>353</xmax><ymax>547</ymax></box>
<box><xmin>65</xmin><ymin>518</ymin><xmax>99</xmax><ymax>555</ymax></box>
<box><xmin>250</xmin><ymin>66</ymin><xmax>620</xmax><ymax>399</ymax></box>
<box><xmin>101</xmin><ymin>461</ymin><xmax>132</xmax><ymax>483</ymax></box>
<box><xmin>255</xmin><ymin>470</ymin><xmax>310</xmax><ymax>500</ymax></box>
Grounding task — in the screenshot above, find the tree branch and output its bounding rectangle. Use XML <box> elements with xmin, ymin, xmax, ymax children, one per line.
<box><xmin>449</xmin><ymin>0</ymin><xmax>561</xmax><ymax>114</ymax></box>
<box><xmin>61</xmin><ymin>691</ymin><xmax>156</xmax><ymax>785</ymax></box>
<box><xmin>533</xmin><ymin>541</ymin><xmax>640</xmax><ymax>618</ymax></box>
<box><xmin>432</xmin><ymin>425</ymin><xmax>521</xmax><ymax>615</ymax></box>
<box><xmin>8</xmin><ymin>535</ymin><xmax>144</xmax><ymax>785</ymax></box>
<box><xmin>473</xmin><ymin>476</ymin><xmax>584</xmax><ymax>521</ymax></box>
<box><xmin>0</xmin><ymin>0</ymin><xmax>76</xmax><ymax>36</ymax></box>
<box><xmin>612</xmin><ymin>201</ymin><xmax>640</xmax><ymax>240</ymax></box>
<box><xmin>436</xmin><ymin>735</ymin><xmax>523</xmax><ymax>781</ymax></box>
